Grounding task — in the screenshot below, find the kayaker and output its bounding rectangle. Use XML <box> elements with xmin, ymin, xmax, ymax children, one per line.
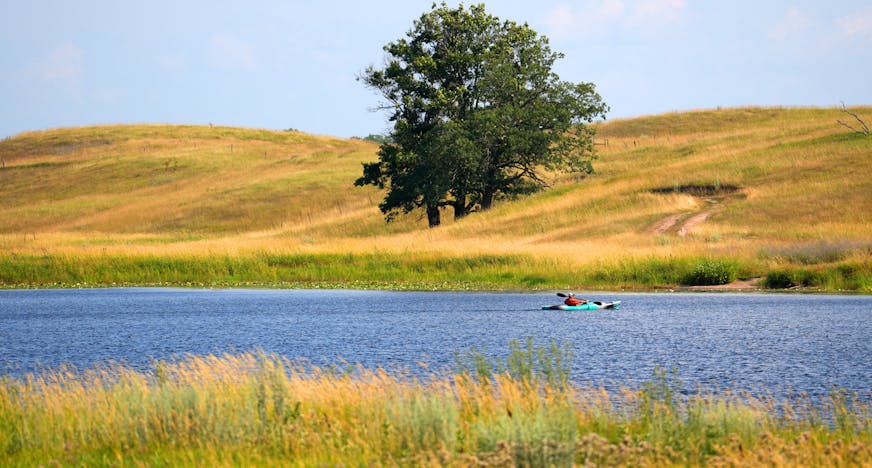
<box><xmin>564</xmin><ymin>292</ymin><xmax>588</xmax><ymax>306</ymax></box>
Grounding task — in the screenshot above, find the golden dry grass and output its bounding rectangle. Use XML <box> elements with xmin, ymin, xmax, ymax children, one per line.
<box><xmin>2</xmin><ymin>350</ymin><xmax>870</xmax><ymax>466</ymax></box>
<box><xmin>1</xmin><ymin>107</ymin><xmax>870</xmax><ymax>289</ymax></box>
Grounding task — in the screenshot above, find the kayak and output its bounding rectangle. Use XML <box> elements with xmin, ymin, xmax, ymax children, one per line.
<box><xmin>542</xmin><ymin>301</ymin><xmax>621</xmax><ymax>311</ymax></box>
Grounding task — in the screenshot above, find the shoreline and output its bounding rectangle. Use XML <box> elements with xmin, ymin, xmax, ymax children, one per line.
<box><xmin>1</xmin><ymin>279</ymin><xmax>866</xmax><ymax>295</ymax></box>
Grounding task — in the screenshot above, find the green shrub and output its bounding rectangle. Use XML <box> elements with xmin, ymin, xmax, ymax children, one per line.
<box><xmin>680</xmin><ymin>259</ymin><xmax>737</xmax><ymax>286</ymax></box>
<box><xmin>794</xmin><ymin>269</ymin><xmax>823</xmax><ymax>287</ymax></box>
<box><xmin>762</xmin><ymin>270</ymin><xmax>795</xmax><ymax>289</ymax></box>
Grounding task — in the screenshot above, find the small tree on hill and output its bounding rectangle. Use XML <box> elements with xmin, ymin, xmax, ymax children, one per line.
<box><xmin>355</xmin><ymin>2</ymin><xmax>608</xmax><ymax>227</ymax></box>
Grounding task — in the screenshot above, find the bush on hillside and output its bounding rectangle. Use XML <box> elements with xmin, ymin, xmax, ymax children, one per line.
<box><xmin>762</xmin><ymin>270</ymin><xmax>795</xmax><ymax>289</ymax></box>
<box><xmin>680</xmin><ymin>259</ymin><xmax>737</xmax><ymax>286</ymax></box>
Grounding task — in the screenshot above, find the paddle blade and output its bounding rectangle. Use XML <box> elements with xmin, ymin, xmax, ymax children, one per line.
<box><xmin>556</xmin><ymin>292</ymin><xmax>568</xmax><ymax>297</ymax></box>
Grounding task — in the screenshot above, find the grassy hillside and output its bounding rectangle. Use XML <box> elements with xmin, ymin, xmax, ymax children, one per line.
<box><xmin>1</xmin><ymin>107</ymin><xmax>870</xmax><ymax>290</ymax></box>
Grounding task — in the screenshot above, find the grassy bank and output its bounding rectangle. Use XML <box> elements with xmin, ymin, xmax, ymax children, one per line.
<box><xmin>2</xmin><ymin>347</ymin><xmax>870</xmax><ymax>466</ymax></box>
<box><xmin>2</xmin><ymin>251</ymin><xmax>870</xmax><ymax>291</ymax></box>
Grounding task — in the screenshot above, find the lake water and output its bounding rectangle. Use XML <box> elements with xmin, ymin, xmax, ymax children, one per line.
<box><xmin>1</xmin><ymin>288</ymin><xmax>870</xmax><ymax>398</ymax></box>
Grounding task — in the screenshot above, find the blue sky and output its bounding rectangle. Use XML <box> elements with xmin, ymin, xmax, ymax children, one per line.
<box><xmin>2</xmin><ymin>1</ymin><xmax>871</xmax><ymax>139</ymax></box>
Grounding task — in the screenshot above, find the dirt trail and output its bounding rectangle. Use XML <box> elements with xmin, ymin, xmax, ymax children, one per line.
<box><xmin>677</xmin><ymin>211</ymin><xmax>711</xmax><ymax>237</ymax></box>
<box><xmin>646</xmin><ymin>183</ymin><xmax>742</xmax><ymax>238</ymax></box>
<box><xmin>647</xmin><ymin>195</ymin><xmax>726</xmax><ymax>237</ymax></box>
<box><xmin>646</xmin><ymin>210</ymin><xmax>712</xmax><ymax>237</ymax></box>
<box><xmin>647</xmin><ymin>213</ymin><xmax>684</xmax><ymax>235</ymax></box>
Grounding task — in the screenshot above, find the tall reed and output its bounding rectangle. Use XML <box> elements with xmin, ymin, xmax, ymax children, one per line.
<box><xmin>2</xmin><ymin>347</ymin><xmax>870</xmax><ymax>466</ymax></box>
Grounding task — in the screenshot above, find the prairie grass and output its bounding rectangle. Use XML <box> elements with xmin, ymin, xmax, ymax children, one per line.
<box><xmin>1</xmin><ymin>107</ymin><xmax>870</xmax><ymax>291</ymax></box>
<box><xmin>2</xmin><ymin>347</ymin><xmax>870</xmax><ymax>466</ymax></box>
<box><xmin>760</xmin><ymin>239</ymin><xmax>872</xmax><ymax>265</ymax></box>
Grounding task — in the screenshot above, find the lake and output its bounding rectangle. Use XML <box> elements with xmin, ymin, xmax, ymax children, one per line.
<box><xmin>1</xmin><ymin>288</ymin><xmax>870</xmax><ymax>398</ymax></box>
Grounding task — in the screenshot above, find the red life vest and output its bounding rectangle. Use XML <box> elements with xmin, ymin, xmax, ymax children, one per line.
<box><xmin>564</xmin><ymin>296</ymin><xmax>583</xmax><ymax>306</ymax></box>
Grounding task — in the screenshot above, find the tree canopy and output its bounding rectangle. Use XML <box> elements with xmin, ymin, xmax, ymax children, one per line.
<box><xmin>355</xmin><ymin>2</ymin><xmax>608</xmax><ymax>227</ymax></box>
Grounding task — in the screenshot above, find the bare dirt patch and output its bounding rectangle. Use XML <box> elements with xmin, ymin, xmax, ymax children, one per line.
<box><xmin>646</xmin><ymin>183</ymin><xmax>744</xmax><ymax>237</ymax></box>
<box><xmin>677</xmin><ymin>211</ymin><xmax>711</xmax><ymax>237</ymax></box>
<box><xmin>650</xmin><ymin>183</ymin><xmax>740</xmax><ymax>197</ymax></box>
<box><xmin>685</xmin><ymin>277</ymin><xmax>761</xmax><ymax>291</ymax></box>
<box><xmin>647</xmin><ymin>213</ymin><xmax>685</xmax><ymax>235</ymax></box>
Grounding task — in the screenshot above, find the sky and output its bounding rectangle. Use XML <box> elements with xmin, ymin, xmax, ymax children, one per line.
<box><xmin>2</xmin><ymin>0</ymin><xmax>871</xmax><ymax>139</ymax></box>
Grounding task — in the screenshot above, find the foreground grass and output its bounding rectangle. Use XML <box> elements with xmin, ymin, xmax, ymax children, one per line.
<box><xmin>2</xmin><ymin>347</ymin><xmax>870</xmax><ymax>466</ymax></box>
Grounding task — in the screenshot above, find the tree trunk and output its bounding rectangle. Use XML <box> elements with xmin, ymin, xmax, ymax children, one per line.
<box><xmin>480</xmin><ymin>186</ymin><xmax>495</xmax><ymax>211</ymax></box>
<box><xmin>480</xmin><ymin>162</ymin><xmax>498</xmax><ymax>210</ymax></box>
<box><xmin>452</xmin><ymin>188</ymin><xmax>469</xmax><ymax>220</ymax></box>
<box><xmin>426</xmin><ymin>203</ymin><xmax>441</xmax><ymax>228</ymax></box>
<box><xmin>452</xmin><ymin>200</ymin><xmax>468</xmax><ymax>220</ymax></box>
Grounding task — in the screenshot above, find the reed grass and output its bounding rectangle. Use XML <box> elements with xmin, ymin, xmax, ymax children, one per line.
<box><xmin>2</xmin><ymin>347</ymin><xmax>870</xmax><ymax>466</ymax></box>
<box><xmin>3</xmin><ymin>247</ymin><xmax>870</xmax><ymax>291</ymax></box>
<box><xmin>0</xmin><ymin>251</ymin><xmax>782</xmax><ymax>290</ymax></box>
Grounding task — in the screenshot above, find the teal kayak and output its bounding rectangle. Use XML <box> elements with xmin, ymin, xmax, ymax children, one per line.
<box><xmin>542</xmin><ymin>301</ymin><xmax>621</xmax><ymax>311</ymax></box>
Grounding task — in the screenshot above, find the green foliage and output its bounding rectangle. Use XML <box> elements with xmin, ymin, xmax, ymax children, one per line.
<box><xmin>762</xmin><ymin>270</ymin><xmax>796</xmax><ymax>289</ymax></box>
<box><xmin>358</xmin><ymin>2</ymin><xmax>607</xmax><ymax>227</ymax></box>
<box><xmin>680</xmin><ymin>259</ymin><xmax>738</xmax><ymax>286</ymax></box>
<box><xmin>588</xmin><ymin>256</ymin><xmax>693</xmax><ymax>287</ymax></box>
<box><xmin>354</xmin><ymin>134</ymin><xmax>392</xmax><ymax>144</ymax></box>
<box><xmin>761</xmin><ymin>262</ymin><xmax>872</xmax><ymax>291</ymax></box>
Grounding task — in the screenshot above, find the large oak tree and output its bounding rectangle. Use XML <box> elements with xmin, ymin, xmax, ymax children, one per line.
<box><xmin>356</xmin><ymin>3</ymin><xmax>608</xmax><ymax>227</ymax></box>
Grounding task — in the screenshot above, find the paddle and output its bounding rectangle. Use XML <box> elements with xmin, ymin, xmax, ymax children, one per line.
<box><xmin>556</xmin><ymin>292</ymin><xmax>589</xmax><ymax>304</ymax></box>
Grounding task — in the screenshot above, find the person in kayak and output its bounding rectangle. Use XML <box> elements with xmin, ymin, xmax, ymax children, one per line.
<box><xmin>564</xmin><ymin>292</ymin><xmax>588</xmax><ymax>306</ymax></box>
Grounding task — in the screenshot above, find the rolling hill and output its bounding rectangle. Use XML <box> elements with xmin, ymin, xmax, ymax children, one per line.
<box><xmin>1</xmin><ymin>107</ymin><xmax>870</xmax><ymax>290</ymax></box>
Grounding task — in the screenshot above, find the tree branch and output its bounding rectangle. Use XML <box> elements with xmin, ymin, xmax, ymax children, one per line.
<box><xmin>838</xmin><ymin>102</ymin><xmax>871</xmax><ymax>136</ymax></box>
